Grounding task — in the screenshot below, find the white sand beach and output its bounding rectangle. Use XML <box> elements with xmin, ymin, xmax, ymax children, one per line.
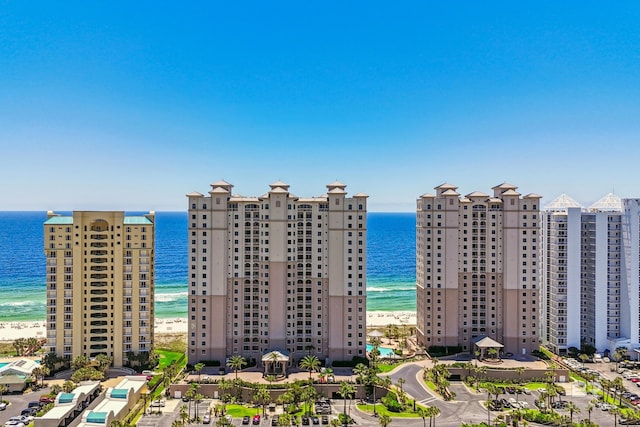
<box><xmin>0</xmin><ymin>312</ymin><xmax>416</xmax><ymax>342</ymax></box>
<box><xmin>366</xmin><ymin>310</ymin><xmax>416</xmax><ymax>328</ymax></box>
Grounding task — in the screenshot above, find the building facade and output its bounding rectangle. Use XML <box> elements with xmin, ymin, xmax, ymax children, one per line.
<box><xmin>542</xmin><ymin>194</ymin><xmax>640</xmax><ymax>355</ymax></box>
<box><xmin>44</xmin><ymin>211</ymin><xmax>155</xmax><ymax>367</ymax></box>
<box><xmin>186</xmin><ymin>180</ymin><xmax>367</xmax><ymax>366</ymax></box>
<box><xmin>416</xmin><ymin>183</ymin><xmax>542</xmax><ymax>356</ymax></box>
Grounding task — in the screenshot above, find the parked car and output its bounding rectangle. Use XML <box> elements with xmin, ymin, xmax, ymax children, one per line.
<box><xmin>0</xmin><ymin>403</ymin><xmax>6</xmax><ymax>411</ymax></box>
<box><xmin>243</xmin><ymin>416</ymin><xmax>251</xmax><ymax>425</ymax></box>
<box><xmin>39</xmin><ymin>396</ymin><xmax>55</xmax><ymax>404</ymax></box>
<box><xmin>150</xmin><ymin>399</ymin><xmax>166</xmax><ymax>407</ymax></box>
<box><xmin>301</xmin><ymin>416</ymin><xmax>310</xmax><ymax>425</ymax></box>
<box><xmin>203</xmin><ymin>415</ymin><xmax>211</xmax><ymax>424</ymax></box>
<box><xmin>4</xmin><ymin>422</ymin><xmax>25</xmax><ymax>427</ymax></box>
<box><xmin>28</xmin><ymin>401</ymin><xmax>42</xmax><ymax>409</ymax></box>
<box><xmin>321</xmin><ymin>416</ymin><xmax>328</xmax><ymax>425</ymax></box>
<box><xmin>311</xmin><ymin>417</ymin><xmax>319</xmax><ymax>425</ymax></box>
<box><xmin>253</xmin><ymin>415</ymin><xmax>261</xmax><ymax>425</ymax></box>
<box><xmin>272</xmin><ymin>416</ymin><xmax>279</xmax><ymax>426</ymax></box>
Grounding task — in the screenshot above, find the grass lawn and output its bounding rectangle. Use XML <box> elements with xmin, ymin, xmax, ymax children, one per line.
<box><xmin>226</xmin><ymin>404</ymin><xmax>262</xmax><ymax>417</ymax></box>
<box><xmin>523</xmin><ymin>382</ymin><xmax>549</xmax><ymax>390</ymax></box>
<box><xmin>156</xmin><ymin>349</ymin><xmax>185</xmax><ymax>371</ymax></box>
<box><xmin>377</xmin><ymin>364</ymin><xmax>400</xmax><ymax>374</ymax></box>
<box><xmin>356</xmin><ymin>403</ymin><xmax>425</xmax><ymax>418</ymax></box>
<box><xmin>424</xmin><ymin>380</ymin><xmax>438</xmax><ymax>392</ymax></box>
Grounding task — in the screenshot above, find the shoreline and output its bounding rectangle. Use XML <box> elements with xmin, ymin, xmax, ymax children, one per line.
<box><xmin>0</xmin><ymin>311</ymin><xmax>417</xmax><ymax>343</ymax></box>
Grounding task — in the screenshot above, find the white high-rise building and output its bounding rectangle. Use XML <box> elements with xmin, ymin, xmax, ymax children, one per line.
<box><xmin>542</xmin><ymin>194</ymin><xmax>640</xmax><ymax>355</ymax></box>
<box><xmin>186</xmin><ymin>180</ymin><xmax>368</xmax><ymax>366</ymax></box>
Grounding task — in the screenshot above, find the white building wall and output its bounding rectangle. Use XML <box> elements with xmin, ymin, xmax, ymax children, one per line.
<box><xmin>594</xmin><ymin>213</ymin><xmax>610</xmax><ymax>352</ymax></box>
<box><xmin>622</xmin><ymin>199</ymin><xmax>640</xmax><ymax>346</ymax></box>
<box><xmin>566</xmin><ymin>208</ymin><xmax>582</xmax><ymax>348</ymax></box>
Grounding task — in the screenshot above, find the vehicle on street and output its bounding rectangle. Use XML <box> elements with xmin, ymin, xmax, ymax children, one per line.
<box><xmin>28</xmin><ymin>402</ymin><xmax>42</xmax><ymax>409</ymax></box>
<box><xmin>253</xmin><ymin>415</ymin><xmax>261</xmax><ymax>425</ymax></box>
<box><xmin>150</xmin><ymin>399</ymin><xmax>166</xmax><ymax>407</ymax></box>
<box><xmin>272</xmin><ymin>415</ymin><xmax>279</xmax><ymax>426</ymax></box>
<box><xmin>311</xmin><ymin>417</ymin><xmax>319</xmax><ymax>425</ymax></box>
<box><xmin>0</xmin><ymin>403</ymin><xmax>6</xmax><ymax>411</ymax></box>
<box><xmin>4</xmin><ymin>422</ymin><xmax>25</xmax><ymax>427</ymax></box>
<box><xmin>321</xmin><ymin>415</ymin><xmax>328</xmax><ymax>425</ymax></box>
<box><xmin>39</xmin><ymin>396</ymin><xmax>55</xmax><ymax>404</ymax></box>
<box><xmin>203</xmin><ymin>415</ymin><xmax>211</xmax><ymax>424</ymax></box>
<box><xmin>243</xmin><ymin>416</ymin><xmax>250</xmax><ymax>424</ymax></box>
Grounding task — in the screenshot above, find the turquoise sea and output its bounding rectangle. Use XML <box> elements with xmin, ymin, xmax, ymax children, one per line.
<box><xmin>0</xmin><ymin>212</ymin><xmax>416</xmax><ymax>321</ymax></box>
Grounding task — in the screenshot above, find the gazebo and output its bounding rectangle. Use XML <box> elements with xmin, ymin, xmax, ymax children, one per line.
<box><xmin>262</xmin><ymin>350</ymin><xmax>289</xmax><ymax>377</ymax></box>
<box><xmin>473</xmin><ymin>336</ymin><xmax>504</xmax><ymax>360</ymax></box>
<box><xmin>368</xmin><ymin>330</ymin><xmax>384</xmax><ymax>342</ymax></box>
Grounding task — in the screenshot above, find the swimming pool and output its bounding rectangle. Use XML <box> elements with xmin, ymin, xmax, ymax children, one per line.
<box><xmin>0</xmin><ymin>362</ymin><xmax>8</xmax><ymax>369</ymax></box>
<box><xmin>366</xmin><ymin>344</ymin><xmax>396</xmax><ymax>357</ymax></box>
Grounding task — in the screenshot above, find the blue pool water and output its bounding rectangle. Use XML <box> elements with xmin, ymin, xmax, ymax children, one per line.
<box><xmin>0</xmin><ymin>362</ymin><xmax>8</xmax><ymax>368</ymax></box>
<box><xmin>366</xmin><ymin>344</ymin><xmax>396</xmax><ymax>357</ymax></box>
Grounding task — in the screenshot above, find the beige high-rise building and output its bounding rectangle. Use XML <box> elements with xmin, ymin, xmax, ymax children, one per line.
<box><xmin>416</xmin><ymin>183</ymin><xmax>542</xmax><ymax>356</ymax></box>
<box><xmin>186</xmin><ymin>180</ymin><xmax>367</xmax><ymax>366</ymax></box>
<box><xmin>44</xmin><ymin>211</ymin><xmax>155</xmax><ymax>367</ymax></box>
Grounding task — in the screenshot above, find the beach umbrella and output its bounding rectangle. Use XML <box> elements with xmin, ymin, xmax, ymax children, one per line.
<box><xmin>368</xmin><ymin>330</ymin><xmax>384</xmax><ymax>338</ymax></box>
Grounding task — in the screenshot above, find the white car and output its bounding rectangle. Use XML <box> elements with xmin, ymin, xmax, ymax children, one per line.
<box><xmin>150</xmin><ymin>399</ymin><xmax>166</xmax><ymax>407</ymax></box>
<box><xmin>5</xmin><ymin>422</ymin><xmax>25</xmax><ymax>427</ymax></box>
<box><xmin>0</xmin><ymin>402</ymin><xmax>7</xmax><ymax>410</ymax></box>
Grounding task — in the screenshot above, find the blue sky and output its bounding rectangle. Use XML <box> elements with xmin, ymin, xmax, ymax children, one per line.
<box><xmin>1</xmin><ymin>2</ymin><xmax>639</xmax><ymax>211</ymax></box>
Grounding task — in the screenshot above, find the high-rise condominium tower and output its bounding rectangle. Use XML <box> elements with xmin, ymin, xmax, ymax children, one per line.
<box><xmin>186</xmin><ymin>180</ymin><xmax>367</xmax><ymax>366</ymax></box>
<box><xmin>416</xmin><ymin>183</ymin><xmax>542</xmax><ymax>355</ymax></box>
<box><xmin>44</xmin><ymin>211</ymin><xmax>155</xmax><ymax>367</ymax></box>
<box><xmin>542</xmin><ymin>194</ymin><xmax>640</xmax><ymax>355</ymax></box>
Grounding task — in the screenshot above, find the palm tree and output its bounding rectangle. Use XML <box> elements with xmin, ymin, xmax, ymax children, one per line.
<box><xmin>428</xmin><ymin>406</ymin><xmax>440</xmax><ymax>427</ymax></box>
<box><xmin>266</xmin><ymin>375</ymin><xmax>277</xmax><ymax>387</ymax></box>
<box><xmin>378</xmin><ymin>414</ymin><xmax>391</xmax><ymax>427</ymax></box>
<box><xmin>614</xmin><ymin>347</ymin><xmax>628</xmax><ymax>370</ymax></box>
<box><xmin>339</xmin><ymin>382</ymin><xmax>356</xmax><ymax>419</ymax></box>
<box><xmin>254</xmin><ymin>385</ymin><xmax>270</xmax><ymax>417</ymax></box>
<box><xmin>579</xmin><ymin>353</ymin><xmax>590</xmax><ymax>369</ymax></box>
<box><xmin>613</xmin><ymin>376</ymin><xmax>625</xmax><ymax>406</ymax></box>
<box><xmin>95</xmin><ymin>354</ymin><xmax>112</xmax><ymax>373</ymax></box>
<box><xmin>396</xmin><ymin>377</ymin><xmax>405</xmax><ymax>393</ymax></box>
<box><xmin>32</xmin><ymin>366</ymin><xmax>44</xmax><ymax>388</ymax></box>
<box><xmin>379</xmin><ymin>375</ymin><xmax>392</xmax><ymax>391</ymax></box>
<box><xmin>227</xmin><ymin>355</ymin><xmax>247</xmax><ymax>380</ymax></box>
<box><xmin>0</xmin><ymin>384</ymin><xmax>7</xmax><ymax>403</ymax></box>
<box><xmin>178</xmin><ymin>404</ymin><xmax>188</xmax><ymax>425</ymax></box>
<box><xmin>352</xmin><ymin>363</ymin><xmax>368</xmax><ymax>385</ymax></box>
<box><xmin>299</xmin><ymin>355</ymin><xmax>321</xmax><ymax>381</ymax></box>
<box><xmin>566</xmin><ymin>401</ymin><xmax>580</xmax><ymax>424</ymax></box>
<box><xmin>416</xmin><ymin>407</ymin><xmax>428</xmax><ymax>427</ymax></box>
<box><xmin>301</xmin><ymin>386</ymin><xmax>317</xmax><ymax>417</ymax></box>
<box><xmin>611</xmin><ymin>407</ymin><xmax>621</xmax><ymax>427</ymax></box>
<box><xmin>194</xmin><ymin>392</ymin><xmax>204</xmax><ymax>421</ymax></box>
<box><xmin>487</xmin><ymin>347</ymin><xmax>498</xmax><ymax>360</ymax></box>
<box><xmin>194</xmin><ymin>362</ymin><xmax>205</xmax><ymax>382</ymax></box>
<box><xmin>63</xmin><ymin>380</ymin><xmax>75</xmax><ymax>393</ymax></box>
<box><xmin>586</xmin><ymin>399</ymin><xmax>597</xmax><ymax>424</ymax></box>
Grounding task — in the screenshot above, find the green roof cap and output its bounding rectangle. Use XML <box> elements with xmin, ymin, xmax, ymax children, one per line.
<box><xmin>44</xmin><ymin>217</ymin><xmax>73</xmax><ymax>225</ymax></box>
<box><xmin>123</xmin><ymin>217</ymin><xmax>153</xmax><ymax>225</ymax></box>
<box><xmin>59</xmin><ymin>392</ymin><xmax>75</xmax><ymax>403</ymax></box>
<box><xmin>86</xmin><ymin>411</ymin><xmax>108</xmax><ymax>424</ymax></box>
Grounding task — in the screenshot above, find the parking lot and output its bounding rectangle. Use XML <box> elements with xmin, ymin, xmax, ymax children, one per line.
<box><xmin>0</xmin><ymin>388</ymin><xmax>49</xmax><ymax>426</ymax></box>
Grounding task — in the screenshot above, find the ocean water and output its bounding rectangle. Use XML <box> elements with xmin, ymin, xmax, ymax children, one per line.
<box><xmin>0</xmin><ymin>211</ymin><xmax>416</xmax><ymax>322</ymax></box>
